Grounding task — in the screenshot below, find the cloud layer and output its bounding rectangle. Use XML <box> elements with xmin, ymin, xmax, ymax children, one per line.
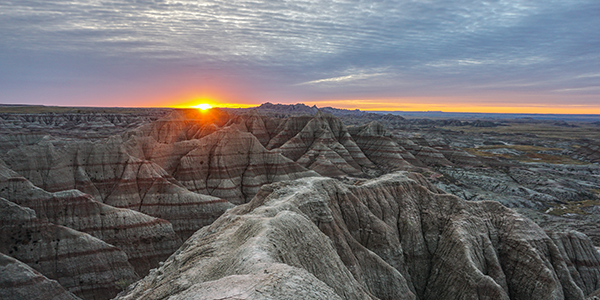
<box><xmin>1</xmin><ymin>0</ymin><xmax>599</xmax><ymax>108</ymax></box>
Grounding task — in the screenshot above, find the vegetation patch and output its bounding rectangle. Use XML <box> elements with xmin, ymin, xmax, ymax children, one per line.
<box><xmin>465</xmin><ymin>145</ymin><xmax>588</xmax><ymax>165</ymax></box>
<box><xmin>545</xmin><ymin>200</ymin><xmax>600</xmax><ymax>216</ymax></box>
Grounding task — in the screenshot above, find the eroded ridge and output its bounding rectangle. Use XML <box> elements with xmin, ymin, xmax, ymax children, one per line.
<box><xmin>117</xmin><ymin>172</ymin><xmax>600</xmax><ymax>300</ymax></box>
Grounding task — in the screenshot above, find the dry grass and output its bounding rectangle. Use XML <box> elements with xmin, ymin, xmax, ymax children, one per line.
<box><xmin>441</xmin><ymin>122</ymin><xmax>600</xmax><ymax>140</ymax></box>
<box><xmin>545</xmin><ymin>200</ymin><xmax>600</xmax><ymax>216</ymax></box>
<box><xmin>465</xmin><ymin>145</ymin><xmax>588</xmax><ymax>165</ymax></box>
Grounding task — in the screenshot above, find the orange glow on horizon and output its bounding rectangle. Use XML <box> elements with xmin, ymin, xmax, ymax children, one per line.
<box><xmin>151</xmin><ymin>91</ymin><xmax>600</xmax><ymax>115</ymax></box>
<box><xmin>300</xmin><ymin>98</ymin><xmax>600</xmax><ymax>115</ymax></box>
<box><xmin>163</xmin><ymin>100</ymin><xmax>600</xmax><ymax>114</ymax></box>
<box><xmin>168</xmin><ymin>93</ymin><xmax>258</xmax><ymax>110</ymax></box>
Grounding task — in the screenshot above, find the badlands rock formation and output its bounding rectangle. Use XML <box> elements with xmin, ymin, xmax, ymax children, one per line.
<box><xmin>123</xmin><ymin>109</ymin><xmax>318</xmax><ymax>204</ymax></box>
<box><xmin>394</xmin><ymin>137</ymin><xmax>454</xmax><ymax>166</ymax></box>
<box><xmin>3</xmin><ymin>105</ymin><xmax>600</xmax><ymax>300</ymax></box>
<box><xmin>117</xmin><ymin>172</ymin><xmax>600</xmax><ymax>300</ymax></box>
<box><xmin>0</xmin><ymin>252</ymin><xmax>81</xmax><ymax>300</ymax></box>
<box><xmin>0</xmin><ymin>160</ymin><xmax>182</xmax><ymax>275</ymax></box>
<box><xmin>265</xmin><ymin>111</ymin><xmax>376</xmax><ymax>177</ymax></box>
<box><xmin>0</xmin><ymin>108</ymin><xmax>170</xmax><ymax>140</ymax></box>
<box><xmin>0</xmin><ymin>197</ymin><xmax>138</xmax><ymax>300</ymax></box>
<box><xmin>347</xmin><ymin>122</ymin><xmax>411</xmax><ymax>172</ymax></box>
<box><xmin>1</xmin><ymin>136</ymin><xmax>233</xmax><ymax>240</ymax></box>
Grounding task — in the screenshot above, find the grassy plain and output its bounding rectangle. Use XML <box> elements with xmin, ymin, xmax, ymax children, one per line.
<box><xmin>442</xmin><ymin>122</ymin><xmax>600</xmax><ymax>140</ymax></box>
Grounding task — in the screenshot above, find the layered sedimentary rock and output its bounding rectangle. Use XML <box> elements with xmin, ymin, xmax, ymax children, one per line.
<box><xmin>395</xmin><ymin>138</ymin><xmax>453</xmax><ymax>166</ymax></box>
<box><xmin>0</xmin><ymin>161</ymin><xmax>182</xmax><ymax>275</ymax></box>
<box><xmin>266</xmin><ymin>111</ymin><xmax>376</xmax><ymax>176</ymax></box>
<box><xmin>225</xmin><ymin>110</ymin><xmax>276</xmax><ymax>147</ymax></box>
<box><xmin>0</xmin><ymin>132</ymin><xmax>48</xmax><ymax>153</ymax></box>
<box><xmin>425</xmin><ymin>141</ymin><xmax>484</xmax><ymax>167</ymax></box>
<box><xmin>515</xmin><ymin>208</ymin><xmax>600</xmax><ymax>255</ymax></box>
<box><xmin>0</xmin><ymin>109</ymin><xmax>170</xmax><ymax>140</ymax></box>
<box><xmin>117</xmin><ymin>172</ymin><xmax>600</xmax><ymax>300</ymax></box>
<box><xmin>1</xmin><ymin>137</ymin><xmax>233</xmax><ymax>239</ymax></box>
<box><xmin>549</xmin><ymin>231</ymin><xmax>600</xmax><ymax>295</ymax></box>
<box><xmin>347</xmin><ymin>122</ymin><xmax>411</xmax><ymax>171</ymax></box>
<box><xmin>126</xmin><ymin>109</ymin><xmax>231</xmax><ymax>144</ymax></box>
<box><xmin>0</xmin><ymin>253</ymin><xmax>81</xmax><ymax>300</ymax></box>
<box><xmin>172</xmin><ymin>126</ymin><xmax>318</xmax><ymax>204</ymax></box>
<box><xmin>124</xmin><ymin>110</ymin><xmax>318</xmax><ymax>204</ymax></box>
<box><xmin>0</xmin><ymin>198</ymin><xmax>138</xmax><ymax>300</ymax></box>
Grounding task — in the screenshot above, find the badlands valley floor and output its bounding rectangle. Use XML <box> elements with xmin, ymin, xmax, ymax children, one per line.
<box><xmin>1</xmin><ymin>104</ymin><xmax>600</xmax><ymax>300</ymax></box>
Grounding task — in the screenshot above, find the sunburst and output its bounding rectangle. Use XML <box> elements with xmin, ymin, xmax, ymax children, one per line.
<box><xmin>194</xmin><ymin>103</ymin><xmax>212</xmax><ymax>110</ymax></box>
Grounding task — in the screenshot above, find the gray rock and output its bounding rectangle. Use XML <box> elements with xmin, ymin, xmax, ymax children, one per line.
<box><xmin>117</xmin><ymin>172</ymin><xmax>599</xmax><ymax>299</ymax></box>
<box><xmin>0</xmin><ymin>252</ymin><xmax>81</xmax><ymax>300</ymax></box>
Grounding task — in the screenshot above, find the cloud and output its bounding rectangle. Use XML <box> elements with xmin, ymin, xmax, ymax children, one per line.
<box><xmin>1</xmin><ymin>0</ymin><xmax>599</xmax><ymax>106</ymax></box>
<box><xmin>296</xmin><ymin>73</ymin><xmax>387</xmax><ymax>86</ymax></box>
<box><xmin>552</xmin><ymin>86</ymin><xmax>600</xmax><ymax>93</ymax></box>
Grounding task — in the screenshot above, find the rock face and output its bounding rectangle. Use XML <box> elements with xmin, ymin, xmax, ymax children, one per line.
<box><xmin>347</xmin><ymin>122</ymin><xmax>411</xmax><ymax>172</ymax></box>
<box><xmin>1</xmin><ymin>136</ymin><xmax>233</xmax><ymax>240</ymax></box>
<box><xmin>0</xmin><ymin>252</ymin><xmax>81</xmax><ymax>300</ymax></box>
<box><xmin>123</xmin><ymin>110</ymin><xmax>319</xmax><ymax>204</ymax></box>
<box><xmin>549</xmin><ymin>231</ymin><xmax>600</xmax><ymax>295</ymax></box>
<box><xmin>0</xmin><ymin>160</ymin><xmax>182</xmax><ymax>275</ymax></box>
<box><xmin>265</xmin><ymin>111</ymin><xmax>376</xmax><ymax>177</ymax></box>
<box><xmin>395</xmin><ymin>137</ymin><xmax>454</xmax><ymax>166</ymax></box>
<box><xmin>0</xmin><ymin>197</ymin><xmax>139</xmax><ymax>300</ymax></box>
<box><xmin>117</xmin><ymin>172</ymin><xmax>600</xmax><ymax>300</ymax></box>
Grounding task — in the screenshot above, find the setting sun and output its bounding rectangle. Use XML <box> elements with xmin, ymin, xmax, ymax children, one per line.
<box><xmin>194</xmin><ymin>103</ymin><xmax>212</xmax><ymax>110</ymax></box>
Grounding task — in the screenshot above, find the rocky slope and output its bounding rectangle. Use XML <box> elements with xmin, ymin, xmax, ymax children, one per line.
<box><xmin>0</xmin><ymin>160</ymin><xmax>182</xmax><ymax>275</ymax></box>
<box><xmin>263</xmin><ymin>111</ymin><xmax>377</xmax><ymax>176</ymax></box>
<box><xmin>0</xmin><ymin>136</ymin><xmax>233</xmax><ymax>240</ymax></box>
<box><xmin>117</xmin><ymin>172</ymin><xmax>600</xmax><ymax>300</ymax></box>
<box><xmin>347</xmin><ymin>122</ymin><xmax>412</xmax><ymax>172</ymax></box>
<box><xmin>0</xmin><ymin>252</ymin><xmax>82</xmax><ymax>300</ymax></box>
<box><xmin>123</xmin><ymin>110</ymin><xmax>319</xmax><ymax>204</ymax></box>
<box><xmin>0</xmin><ymin>197</ymin><xmax>138</xmax><ymax>300</ymax></box>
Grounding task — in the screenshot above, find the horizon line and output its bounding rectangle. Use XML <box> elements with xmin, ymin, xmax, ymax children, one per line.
<box><xmin>3</xmin><ymin>102</ymin><xmax>600</xmax><ymax>116</ymax></box>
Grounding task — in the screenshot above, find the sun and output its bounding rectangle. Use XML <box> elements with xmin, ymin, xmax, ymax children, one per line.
<box><xmin>194</xmin><ymin>103</ymin><xmax>213</xmax><ymax>110</ymax></box>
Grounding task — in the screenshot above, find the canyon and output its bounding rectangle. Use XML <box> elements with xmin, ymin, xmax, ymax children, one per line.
<box><xmin>1</xmin><ymin>104</ymin><xmax>600</xmax><ymax>300</ymax></box>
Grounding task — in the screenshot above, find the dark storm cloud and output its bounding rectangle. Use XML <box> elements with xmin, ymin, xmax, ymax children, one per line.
<box><xmin>1</xmin><ymin>0</ymin><xmax>598</xmax><ymax>104</ymax></box>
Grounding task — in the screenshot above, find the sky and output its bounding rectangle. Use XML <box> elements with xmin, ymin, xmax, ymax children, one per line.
<box><xmin>1</xmin><ymin>0</ymin><xmax>599</xmax><ymax>113</ymax></box>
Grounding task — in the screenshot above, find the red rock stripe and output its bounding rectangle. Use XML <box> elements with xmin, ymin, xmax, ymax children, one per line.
<box><xmin>0</xmin><ymin>274</ymin><xmax>45</xmax><ymax>288</ymax></box>
<box><xmin>116</xmin><ymin>199</ymin><xmax>228</xmax><ymax>208</ymax></box>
